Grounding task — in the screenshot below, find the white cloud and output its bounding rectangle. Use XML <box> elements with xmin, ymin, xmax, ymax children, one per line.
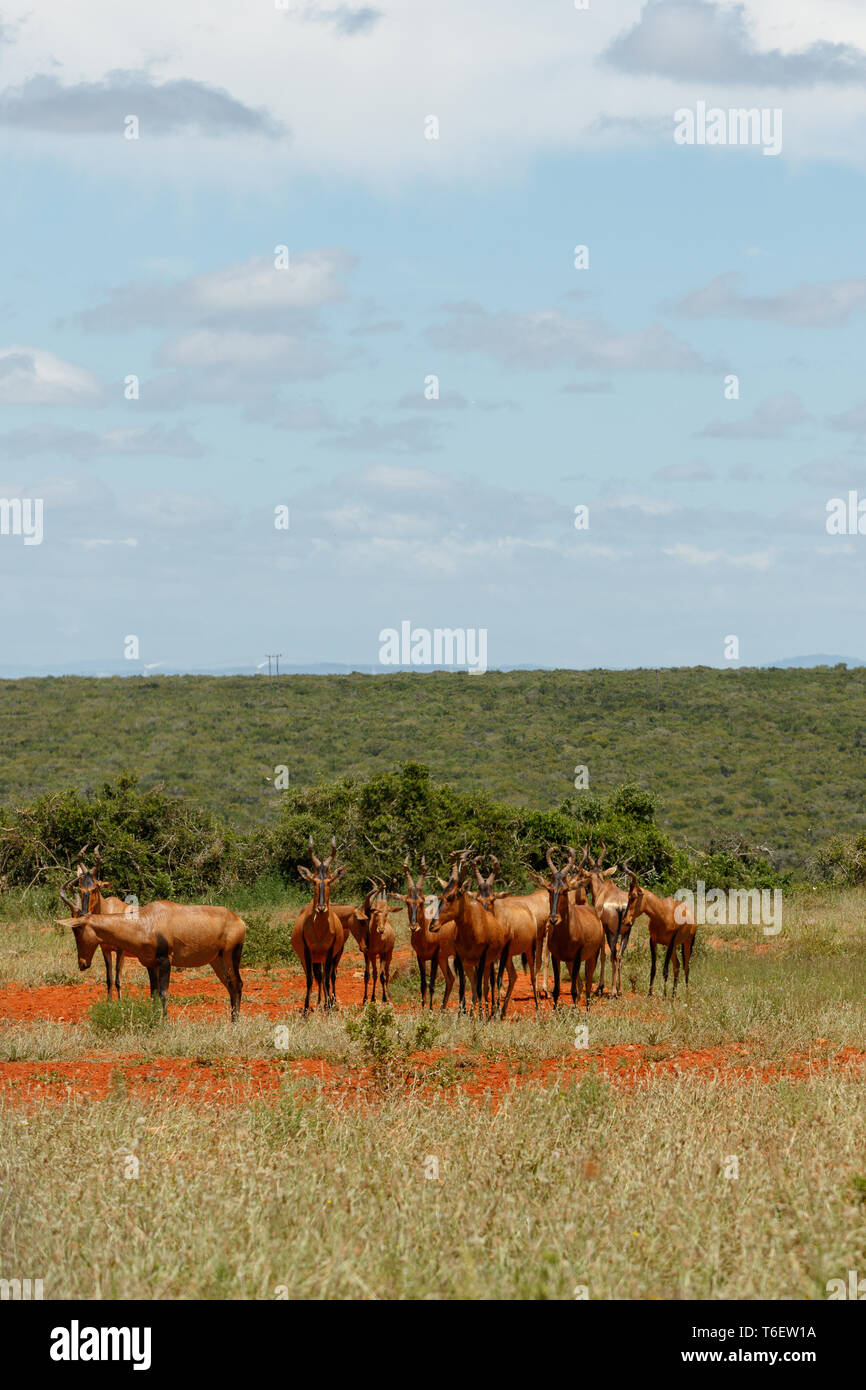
<box><xmin>0</xmin><ymin>346</ymin><xmax>102</xmax><ymax>404</ymax></box>
<box><xmin>663</xmin><ymin>541</ymin><xmax>774</xmax><ymax>569</ymax></box>
<box><xmin>4</xmin><ymin>1</ymin><xmax>866</xmax><ymax>181</ymax></box>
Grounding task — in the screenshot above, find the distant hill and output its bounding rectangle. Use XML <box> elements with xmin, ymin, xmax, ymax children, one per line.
<box><xmin>766</xmin><ymin>655</ymin><xmax>866</xmax><ymax>669</ymax></box>
<box><xmin>1</xmin><ymin>667</ymin><xmax>865</xmax><ymax>870</ymax></box>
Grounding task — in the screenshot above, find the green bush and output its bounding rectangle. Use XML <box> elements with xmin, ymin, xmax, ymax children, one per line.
<box><xmin>813</xmin><ymin>832</ymin><xmax>866</xmax><ymax>886</ymax></box>
<box><xmin>240</xmin><ymin>912</ymin><xmax>295</xmax><ymax>968</ymax></box>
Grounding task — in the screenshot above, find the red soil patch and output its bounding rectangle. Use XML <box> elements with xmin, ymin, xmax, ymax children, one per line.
<box><xmin>0</xmin><ymin>950</ymin><xmax>552</xmax><ymax>1021</ymax></box>
<box><xmin>1</xmin><ymin>1044</ymin><xmax>862</xmax><ymax>1110</ymax></box>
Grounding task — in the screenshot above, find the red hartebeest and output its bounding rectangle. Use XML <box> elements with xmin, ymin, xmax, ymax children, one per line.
<box><xmin>579</xmin><ymin>842</ymin><xmax>634</xmax><ymax>998</ymax></box>
<box><xmin>471</xmin><ymin>857</ymin><xmax>539</xmax><ymax>1018</ymax></box>
<box><xmin>622</xmin><ymin>872</ymin><xmax>696</xmax><ymax>999</ymax></box>
<box><xmin>59</xmin><ymin>845</ymin><xmax>130</xmax><ymax>999</ymax></box>
<box><xmin>359</xmin><ymin>877</ymin><xmax>398</xmax><ymax>1003</ymax></box>
<box><xmin>532</xmin><ymin>848</ymin><xmax>603</xmax><ymax>1011</ymax></box>
<box><xmin>292</xmin><ymin>836</ymin><xmax>347</xmax><ymax>1013</ymax></box>
<box><xmin>55</xmin><ymin>896</ymin><xmax>246</xmax><ymax>1019</ymax></box>
<box><xmin>434</xmin><ymin>849</ymin><xmax>510</xmax><ymax>1018</ymax></box>
<box><xmin>393</xmin><ymin>856</ymin><xmax>457</xmax><ymax>1010</ymax></box>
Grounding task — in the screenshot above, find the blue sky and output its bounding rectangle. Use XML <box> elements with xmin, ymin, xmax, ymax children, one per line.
<box><xmin>1</xmin><ymin>0</ymin><xmax>865</xmax><ymax>672</ymax></box>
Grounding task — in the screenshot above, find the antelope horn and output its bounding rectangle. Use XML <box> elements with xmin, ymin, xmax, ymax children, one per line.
<box><xmin>564</xmin><ymin>845</ymin><xmax>577</xmax><ymax>871</ymax></box>
<box><xmin>418</xmin><ymin>855</ymin><xmax>427</xmax><ymax>888</ymax></box>
<box><xmin>324</xmin><ymin>835</ymin><xmax>337</xmax><ymax>868</ymax></box>
<box><xmin>597</xmin><ymin>842</ymin><xmax>607</xmax><ymax>866</ymax></box>
<box><xmin>473</xmin><ymin>860</ymin><xmax>485</xmax><ymax>887</ymax></box>
<box><xmin>490</xmin><ymin>854</ymin><xmax>500</xmax><ymax>875</ymax></box>
<box><xmin>308</xmin><ymin>835</ymin><xmax>321</xmax><ymax>869</ymax></box>
<box><xmin>545</xmin><ymin>845</ymin><xmax>559</xmax><ymax>873</ymax></box>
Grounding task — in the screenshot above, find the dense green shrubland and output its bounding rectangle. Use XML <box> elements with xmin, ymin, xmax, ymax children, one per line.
<box><xmin>0</xmin><ymin>764</ymin><xmax>797</xmax><ymax>906</ymax></box>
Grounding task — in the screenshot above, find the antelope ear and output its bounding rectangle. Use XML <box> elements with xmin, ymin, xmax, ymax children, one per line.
<box><xmin>604</xmin><ymin>866</ymin><xmax>618</xmax><ymax>877</ymax></box>
<box><xmin>330</xmin><ymin>865</ymin><xmax>348</xmax><ymax>883</ymax></box>
<box><xmin>297</xmin><ymin>865</ymin><xmax>314</xmax><ymax>882</ymax></box>
<box><xmin>436</xmin><ymin>877</ymin><xmax>448</xmax><ymax>889</ymax></box>
<box><xmin>386</xmin><ymin>904</ymin><xmax>402</xmax><ymax>914</ymax></box>
<box><xmin>55</xmin><ymin>917</ymin><xmax>79</xmax><ymax>928</ymax></box>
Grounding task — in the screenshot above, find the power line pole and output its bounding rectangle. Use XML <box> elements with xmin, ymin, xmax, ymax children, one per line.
<box><xmin>264</xmin><ymin>653</ymin><xmax>283</xmax><ymax>677</ymax></box>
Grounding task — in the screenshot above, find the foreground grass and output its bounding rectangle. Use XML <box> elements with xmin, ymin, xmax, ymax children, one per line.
<box><xmin>0</xmin><ymin>1073</ymin><xmax>863</xmax><ymax>1299</ymax></box>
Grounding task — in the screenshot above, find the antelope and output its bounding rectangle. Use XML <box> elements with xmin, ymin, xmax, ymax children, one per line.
<box><xmin>622</xmin><ymin>872</ymin><xmax>696</xmax><ymax>999</ymax></box>
<box><xmin>434</xmin><ymin>848</ymin><xmax>511</xmax><ymax>1018</ymax></box>
<box><xmin>394</xmin><ymin>856</ymin><xmax>457</xmax><ymax>1010</ymax></box>
<box><xmin>359</xmin><ymin>878</ymin><xmax>398</xmax><ymax>1003</ymax></box>
<box><xmin>330</xmin><ymin>888</ymin><xmax>377</xmax><ymax>994</ymax></box>
<box><xmin>580</xmin><ymin>842</ymin><xmax>633</xmax><ymax>998</ymax></box>
<box><xmin>55</xmin><ymin>898</ymin><xmax>246</xmax><ymax>1019</ymax></box>
<box><xmin>59</xmin><ymin>845</ymin><xmax>129</xmax><ymax>999</ymax></box>
<box><xmin>489</xmin><ymin>873</ymin><xmax>554</xmax><ymax>997</ymax></box>
<box><xmin>471</xmin><ymin>857</ymin><xmax>539</xmax><ymax>1018</ymax></box>
<box><xmin>532</xmin><ymin>848</ymin><xmax>603</xmax><ymax>1011</ymax></box>
<box><xmin>292</xmin><ymin>836</ymin><xmax>347</xmax><ymax>1013</ymax></box>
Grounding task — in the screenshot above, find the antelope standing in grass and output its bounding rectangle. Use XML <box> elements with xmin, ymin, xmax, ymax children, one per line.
<box><xmin>59</xmin><ymin>845</ymin><xmax>129</xmax><ymax>999</ymax></box>
<box><xmin>292</xmin><ymin>836</ymin><xmax>347</xmax><ymax>1013</ymax></box>
<box><xmin>56</xmin><ymin>897</ymin><xmax>246</xmax><ymax>1019</ymax></box>
<box><xmin>394</xmin><ymin>856</ymin><xmax>457</xmax><ymax>1010</ymax></box>
<box><xmin>532</xmin><ymin>848</ymin><xmax>603</xmax><ymax>1011</ymax></box>
<box><xmin>491</xmin><ymin>874</ymin><xmax>554</xmax><ymax>997</ymax></box>
<box><xmin>580</xmin><ymin>843</ymin><xmax>633</xmax><ymax>998</ymax></box>
<box><xmin>434</xmin><ymin>848</ymin><xmax>511</xmax><ymax>1018</ymax></box>
<box><xmin>471</xmin><ymin>857</ymin><xmax>539</xmax><ymax>1018</ymax></box>
<box><xmin>622</xmin><ymin>872</ymin><xmax>696</xmax><ymax>999</ymax></box>
<box><xmin>330</xmin><ymin>885</ymin><xmax>378</xmax><ymax>995</ymax></box>
<box><xmin>360</xmin><ymin>878</ymin><xmax>398</xmax><ymax>1003</ymax></box>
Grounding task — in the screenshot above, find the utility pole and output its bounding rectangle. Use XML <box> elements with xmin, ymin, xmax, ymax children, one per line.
<box><xmin>265</xmin><ymin>653</ymin><xmax>283</xmax><ymax>677</ymax></box>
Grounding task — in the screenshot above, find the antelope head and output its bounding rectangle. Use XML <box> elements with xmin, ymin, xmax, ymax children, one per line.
<box><xmin>297</xmin><ymin>835</ymin><xmax>347</xmax><ymax>911</ymax></box>
<box><xmin>530</xmin><ymin>846</ymin><xmax>573</xmax><ymax>927</ymax></box>
<box><xmin>398</xmin><ymin>855</ymin><xmax>433</xmax><ymax>933</ymax></box>
<box><xmin>471</xmin><ymin>855</ymin><xmax>512</xmax><ymax>913</ymax></box>
<box><xmin>622</xmin><ymin>871</ymin><xmax>645</xmax><ymax>928</ymax></box>
<box><xmin>431</xmin><ymin>846</ymin><xmax>474</xmax><ymax>928</ymax></box>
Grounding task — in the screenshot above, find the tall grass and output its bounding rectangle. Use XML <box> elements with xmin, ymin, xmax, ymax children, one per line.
<box><xmin>1</xmin><ymin>1074</ymin><xmax>863</xmax><ymax>1299</ymax></box>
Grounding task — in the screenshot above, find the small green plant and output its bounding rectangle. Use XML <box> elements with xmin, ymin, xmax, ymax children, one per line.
<box><xmin>240</xmin><ymin>913</ymin><xmax>295</xmax><ymax>968</ymax></box>
<box><xmin>413</xmin><ymin>1013</ymin><xmax>439</xmax><ymax>1051</ymax></box>
<box><xmin>345</xmin><ymin>1002</ymin><xmax>398</xmax><ymax>1062</ymax></box>
<box><xmin>88</xmin><ymin>998</ymin><xmax>163</xmax><ymax>1035</ymax></box>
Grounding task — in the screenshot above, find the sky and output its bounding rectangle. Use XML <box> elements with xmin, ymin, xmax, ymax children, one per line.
<box><xmin>1</xmin><ymin>0</ymin><xmax>865</xmax><ymax>673</ymax></box>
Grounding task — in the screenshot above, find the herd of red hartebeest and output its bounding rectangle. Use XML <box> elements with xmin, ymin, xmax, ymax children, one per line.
<box><xmin>55</xmin><ymin>839</ymin><xmax>696</xmax><ymax>1020</ymax></box>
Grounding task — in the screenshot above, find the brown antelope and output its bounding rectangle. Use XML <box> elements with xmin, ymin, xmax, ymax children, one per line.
<box><xmin>623</xmin><ymin>872</ymin><xmax>696</xmax><ymax>999</ymax></box>
<box><xmin>393</xmin><ymin>856</ymin><xmax>457</xmax><ymax>1010</ymax></box>
<box><xmin>433</xmin><ymin>849</ymin><xmax>511</xmax><ymax>1018</ymax></box>
<box><xmin>358</xmin><ymin>877</ymin><xmax>398</xmax><ymax>1003</ymax></box>
<box><xmin>580</xmin><ymin>843</ymin><xmax>633</xmax><ymax>998</ymax></box>
<box><xmin>488</xmin><ymin>872</ymin><xmax>554</xmax><ymax>997</ymax></box>
<box><xmin>59</xmin><ymin>845</ymin><xmax>129</xmax><ymax>998</ymax></box>
<box><xmin>471</xmin><ymin>857</ymin><xmax>539</xmax><ymax>1018</ymax></box>
<box><xmin>529</xmin><ymin>845</ymin><xmax>586</xmax><ymax>986</ymax></box>
<box><xmin>330</xmin><ymin>886</ymin><xmax>378</xmax><ymax>994</ymax></box>
<box><xmin>55</xmin><ymin>897</ymin><xmax>246</xmax><ymax>1019</ymax></box>
<box><xmin>532</xmin><ymin>848</ymin><xmax>603</xmax><ymax>1011</ymax></box>
<box><xmin>292</xmin><ymin>836</ymin><xmax>347</xmax><ymax>1013</ymax></box>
